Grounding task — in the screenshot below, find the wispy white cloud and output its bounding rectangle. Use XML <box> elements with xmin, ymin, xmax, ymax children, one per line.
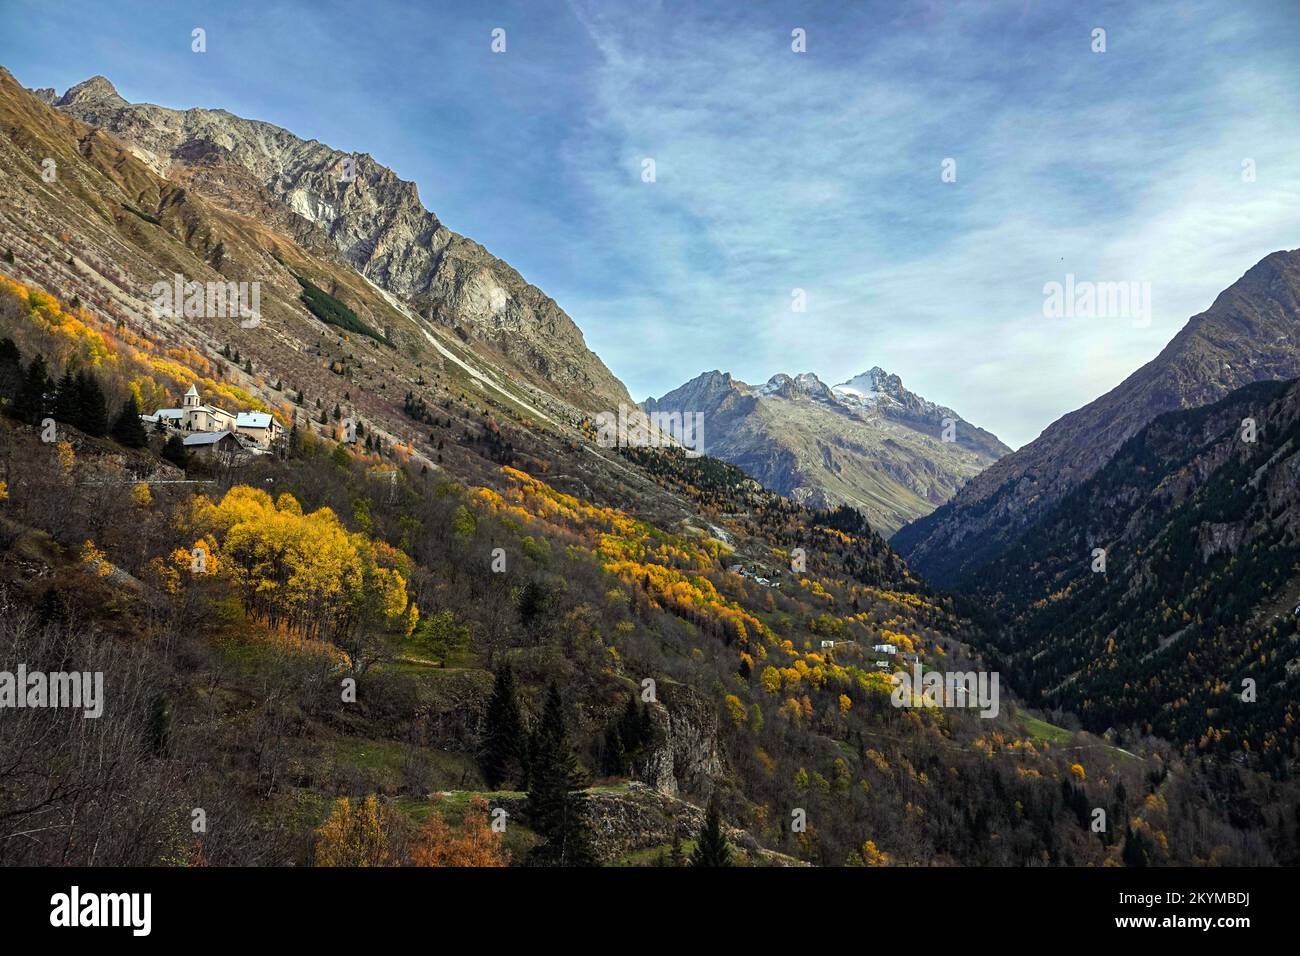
<box><xmin>556</xmin><ymin>0</ymin><xmax>1300</xmax><ymax>447</ymax></box>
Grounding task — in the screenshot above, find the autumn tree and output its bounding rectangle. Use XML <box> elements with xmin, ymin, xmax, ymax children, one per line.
<box><xmin>191</xmin><ymin>487</ymin><xmax>416</xmax><ymax>668</ymax></box>
<box><xmin>410</xmin><ymin>796</ymin><xmax>509</xmax><ymax>867</ymax></box>
<box><xmin>314</xmin><ymin>795</ymin><xmax>402</xmax><ymax>867</ymax></box>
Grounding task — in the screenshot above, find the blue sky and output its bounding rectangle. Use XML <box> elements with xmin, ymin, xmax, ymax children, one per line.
<box><xmin>4</xmin><ymin>0</ymin><xmax>1300</xmax><ymax>447</ymax></box>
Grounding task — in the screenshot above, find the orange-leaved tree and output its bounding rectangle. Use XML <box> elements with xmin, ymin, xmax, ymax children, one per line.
<box><xmin>409</xmin><ymin>796</ymin><xmax>510</xmax><ymax>867</ymax></box>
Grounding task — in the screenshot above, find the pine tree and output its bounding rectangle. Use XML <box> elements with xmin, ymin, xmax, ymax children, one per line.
<box><xmin>517</xmin><ymin>580</ymin><xmax>551</xmax><ymax>645</ymax></box>
<box><xmin>669</xmin><ymin>824</ymin><xmax>686</xmax><ymax>867</ymax></box>
<box><xmin>1122</xmin><ymin>826</ymin><xmax>1150</xmax><ymax>867</ymax></box>
<box><xmin>481</xmin><ymin>663</ymin><xmax>529</xmax><ymax>789</ymax></box>
<box><xmin>111</xmin><ymin>393</ymin><xmax>148</xmax><ymax>448</ymax></box>
<box><xmin>54</xmin><ymin>366</ymin><xmax>79</xmax><ymax>425</ymax></box>
<box><xmin>0</xmin><ymin>337</ymin><xmax>23</xmax><ymax>407</ymax></box>
<box><xmin>526</xmin><ymin>683</ymin><xmax>595</xmax><ymax>866</ymax></box>
<box><xmin>162</xmin><ymin>433</ymin><xmax>188</xmax><ymax>468</ymax></box>
<box><xmin>602</xmin><ymin>723</ymin><xmax>626</xmax><ymax>776</ymax></box>
<box><xmin>14</xmin><ymin>355</ymin><xmax>53</xmax><ymax>425</ymax></box>
<box><xmin>690</xmin><ymin>796</ymin><xmax>731</xmax><ymax>867</ymax></box>
<box><xmin>70</xmin><ymin>370</ymin><xmax>107</xmax><ymax>436</ymax></box>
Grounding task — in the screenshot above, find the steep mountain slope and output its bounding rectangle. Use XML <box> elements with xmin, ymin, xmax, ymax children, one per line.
<box><xmin>894</xmin><ymin>249</ymin><xmax>1300</xmax><ymax>586</ymax></box>
<box><xmin>644</xmin><ymin>366</ymin><xmax>1009</xmax><ymax>534</ymax></box>
<box><xmin>48</xmin><ymin>74</ymin><xmax>630</xmax><ymax>411</ymax></box>
<box><xmin>970</xmin><ymin>376</ymin><xmax>1300</xmax><ymax>764</ymax></box>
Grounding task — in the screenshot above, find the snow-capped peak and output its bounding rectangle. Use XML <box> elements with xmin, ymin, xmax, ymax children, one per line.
<box><xmin>832</xmin><ymin>367</ymin><xmax>899</xmax><ymax>407</ymax></box>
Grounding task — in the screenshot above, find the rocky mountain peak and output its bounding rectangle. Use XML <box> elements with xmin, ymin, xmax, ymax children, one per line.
<box><xmin>761</xmin><ymin>372</ymin><xmax>835</xmax><ymax>402</ymax></box>
<box><xmin>45</xmin><ymin>73</ymin><xmax>632</xmax><ymax>410</ymax></box>
<box><xmin>894</xmin><ymin>246</ymin><xmax>1300</xmax><ymax>587</ymax></box>
<box><xmin>56</xmin><ymin>75</ymin><xmax>126</xmax><ymax>108</ymax></box>
<box><xmin>646</xmin><ymin>362</ymin><xmax>1010</xmax><ymax>533</ymax></box>
<box><xmin>833</xmin><ymin>367</ymin><xmax>907</xmax><ymax>406</ymax></box>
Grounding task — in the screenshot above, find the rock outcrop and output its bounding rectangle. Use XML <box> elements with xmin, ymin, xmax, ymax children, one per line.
<box><xmin>480</xmin><ymin>783</ymin><xmax>802</xmax><ymax>865</ymax></box>
<box><xmin>638</xmin><ymin>683</ymin><xmax>724</xmax><ymax>796</ymax></box>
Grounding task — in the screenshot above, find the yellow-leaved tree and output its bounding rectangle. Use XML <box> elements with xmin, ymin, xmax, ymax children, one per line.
<box><xmin>313</xmin><ymin>795</ymin><xmax>402</xmax><ymax>867</ymax></box>
<box><xmin>188</xmin><ymin>486</ymin><xmax>417</xmax><ymax>670</ymax></box>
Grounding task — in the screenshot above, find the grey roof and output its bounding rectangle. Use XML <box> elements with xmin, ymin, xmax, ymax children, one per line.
<box><xmin>183</xmin><ymin>431</ymin><xmax>236</xmax><ymax>446</ymax></box>
<box><xmin>151</xmin><ymin>408</ymin><xmax>183</xmax><ymax>419</ymax></box>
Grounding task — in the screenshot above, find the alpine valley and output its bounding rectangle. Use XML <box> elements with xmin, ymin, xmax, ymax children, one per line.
<box><xmin>1</xmin><ymin>63</ymin><xmax>1299</xmax><ymax>873</ymax></box>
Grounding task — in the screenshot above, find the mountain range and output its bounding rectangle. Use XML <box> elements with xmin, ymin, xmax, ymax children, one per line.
<box><xmin>893</xmin><ymin>248</ymin><xmax>1300</xmax><ymax>586</ymax></box>
<box><xmin>645</xmin><ymin>366</ymin><xmax>1009</xmax><ymax>534</ymax></box>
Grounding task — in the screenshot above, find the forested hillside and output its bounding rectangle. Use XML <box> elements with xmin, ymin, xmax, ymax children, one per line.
<box><xmin>3</xmin><ymin>275</ymin><xmax>1298</xmax><ymax>867</ymax></box>
<box><xmin>968</xmin><ymin>377</ymin><xmax>1300</xmax><ymax>771</ymax></box>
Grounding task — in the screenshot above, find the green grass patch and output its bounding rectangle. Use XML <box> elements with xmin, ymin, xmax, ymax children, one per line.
<box><xmin>1022</xmin><ymin>715</ymin><xmax>1075</xmax><ymax>746</ymax></box>
<box><xmin>611</xmin><ymin>839</ymin><xmax>697</xmax><ymax>867</ymax></box>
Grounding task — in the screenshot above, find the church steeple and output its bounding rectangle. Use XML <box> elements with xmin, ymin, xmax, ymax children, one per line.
<box><xmin>183</xmin><ymin>384</ymin><xmax>200</xmax><ymax>409</ymax></box>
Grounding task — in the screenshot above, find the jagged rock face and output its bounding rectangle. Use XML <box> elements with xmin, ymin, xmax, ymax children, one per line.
<box><xmin>52</xmin><ymin>76</ymin><xmax>630</xmax><ymax>411</ymax></box>
<box><xmin>638</xmin><ymin>685</ymin><xmax>724</xmax><ymax>796</ymax></box>
<box><xmin>894</xmin><ymin>248</ymin><xmax>1300</xmax><ymax>587</ymax></box>
<box><xmin>645</xmin><ymin>367</ymin><xmax>1009</xmax><ymax>534</ymax></box>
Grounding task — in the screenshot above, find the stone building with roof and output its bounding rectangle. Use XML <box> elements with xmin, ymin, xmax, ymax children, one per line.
<box><xmin>142</xmin><ymin>384</ymin><xmax>282</xmax><ymax>449</ymax></box>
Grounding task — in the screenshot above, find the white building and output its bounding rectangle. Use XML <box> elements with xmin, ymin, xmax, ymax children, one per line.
<box><xmin>234</xmin><ymin>411</ymin><xmax>282</xmax><ymax>447</ymax></box>
<box><xmin>143</xmin><ymin>385</ymin><xmax>281</xmax><ymax>448</ymax></box>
